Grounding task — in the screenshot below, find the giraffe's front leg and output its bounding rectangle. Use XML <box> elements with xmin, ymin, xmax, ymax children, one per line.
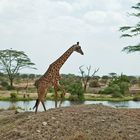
<box><xmin>58</xmin><ymin>84</ymin><xmax>66</xmax><ymax>107</ymax></box>
<box><xmin>54</xmin><ymin>84</ymin><xmax>58</xmax><ymax>108</ymax></box>
<box><xmin>41</xmin><ymin>87</ymin><xmax>48</xmax><ymax>111</ymax></box>
<box><xmin>35</xmin><ymin>99</ymin><xmax>40</xmax><ymax>113</ymax></box>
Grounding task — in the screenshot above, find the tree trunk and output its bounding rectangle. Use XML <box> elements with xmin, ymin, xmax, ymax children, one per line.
<box><xmin>84</xmin><ymin>84</ymin><xmax>87</xmax><ymax>93</ymax></box>
<box><xmin>9</xmin><ymin>77</ymin><xmax>14</xmax><ymax>89</ymax></box>
<box><xmin>84</xmin><ymin>77</ymin><xmax>90</xmax><ymax>93</ymax></box>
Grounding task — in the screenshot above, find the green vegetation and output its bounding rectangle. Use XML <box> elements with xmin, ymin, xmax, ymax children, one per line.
<box><xmin>85</xmin><ymin>95</ymin><xmax>133</xmax><ymax>102</ymax></box>
<box><xmin>68</xmin><ymin>82</ymin><xmax>84</xmax><ymax>101</ymax></box>
<box><xmin>0</xmin><ymin>49</ymin><xmax>36</xmax><ymax>88</ymax></box>
<box><xmin>101</xmin><ymin>74</ymin><xmax>130</xmax><ymax>98</ymax></box>
<box><xmin>10</xmin><ymin>92</ymin><xmax>18</xmax><ymax>99</ymax></box>
<box><xmin>0</xmin><ymin>72</ymin><xmax>140</xmax><ymax>102</ymax></box>
<box><xmin>60</xmin><ymin>74</ymin><xmax>84</xmax><ymax>101</ymax></box>
<box><xmin>0</xmin><ymin>95</ymin><xmax>134</xmax><ymax>102</ymax></box>
<box><xmin>0</xmin><ymin>81</ymin><xmax>9</xmax><ymax>90</ymax></box>
<box><xmin>89</xmin><ymin>80</ymin><xmax>100</xmax><ymax>88</ymax></box>
<box><xmin>133</xmin><ymin>95</ymin><xmax>140</xmax><ymax>101</ymax></box>
<box><xmin>120</xmin><ymin>2</ymin><xmax>140</xmax><ymax>53</ymax></box>
<box><xmin>0</xmin><ymin>96</ymin><xmax>34</xmax><ymax>101</ymax></box>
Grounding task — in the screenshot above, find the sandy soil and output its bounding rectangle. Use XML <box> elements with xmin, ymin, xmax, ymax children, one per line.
<box><xmin>0</xmin><ymin>104</ymin><xmax>140</xmax><ymax>140</ymax></box>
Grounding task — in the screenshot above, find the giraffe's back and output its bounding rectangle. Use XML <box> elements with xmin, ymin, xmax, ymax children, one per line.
<box><xmin>36</xmin><ymin>64</ymin><xmax>61</xmax><ymax>88</ymax></box>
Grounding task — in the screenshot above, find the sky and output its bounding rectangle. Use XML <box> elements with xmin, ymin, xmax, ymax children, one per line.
<box><xmin>0</xmin><ymin>0</ymin><xmax>139</xmax><ymax>76</ymax></box>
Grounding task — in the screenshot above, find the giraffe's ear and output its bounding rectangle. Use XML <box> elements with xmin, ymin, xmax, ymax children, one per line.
<box><xmin>77</xmin><ymin>42</ymin><xmax>79</xmax><ymax>45</ymax></box>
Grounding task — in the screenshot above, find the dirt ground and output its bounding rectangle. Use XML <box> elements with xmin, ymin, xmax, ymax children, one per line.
<box><xmin>0</xmin><ymin>104</ymin><xmax>140</xmax><ymax>140</ymax></box>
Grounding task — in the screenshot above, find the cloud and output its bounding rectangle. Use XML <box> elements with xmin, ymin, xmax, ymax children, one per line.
<box><xmin>83</xmin><ymin>11</ymin><xmax>126</xmax><ymax>28</ymax></box>
<box><xmin>47</xmin><ymin>16</ymin><xmax>95</xmax><ymax>33</ymax></box>
<box><xmin>0</xmin><ymin>0</ymin><xmax>139</xmax><ymax>75</ymax></box>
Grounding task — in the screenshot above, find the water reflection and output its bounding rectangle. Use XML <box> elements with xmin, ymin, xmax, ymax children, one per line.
<box><xmin>107</xmin><ymin>101</ymin><xmax>129</xmax><ymax>108</ymax></box>
<box><xmin>0</xmin><ymin>100</ymin><xmax>140</xmax><ymax>111</ymax></box>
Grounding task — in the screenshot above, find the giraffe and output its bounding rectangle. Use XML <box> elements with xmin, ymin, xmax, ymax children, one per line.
<box><xmin>33</xmin><ymin>42</ymin><xmax>84</xmax><ymax>113</ymax></box>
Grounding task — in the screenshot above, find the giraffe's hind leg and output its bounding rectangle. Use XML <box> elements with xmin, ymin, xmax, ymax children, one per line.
<box><xmin>41</xmin><ymin>100</ymin><xmax>46</xmax><ymax>111</ymax></box>
<box><xmin>33</xmin><ymin>99</ymin><xmax>38</xmax><ymax>110</ymax></box>
<box><xmin>35</xmin><ymin>85</ymin><xmax>46</xmax><ymax>113</ymax></box>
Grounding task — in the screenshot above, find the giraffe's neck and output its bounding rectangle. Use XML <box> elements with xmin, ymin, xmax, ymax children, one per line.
<box><xmin>52</xmin><ymin>46</ymin><xmax>74</xmax><ymax>69</ymax></box>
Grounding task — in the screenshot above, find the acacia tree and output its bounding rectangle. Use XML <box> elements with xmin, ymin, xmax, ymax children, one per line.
<box><xmin>120</xmin><ymin>2</ymin><xmax>140</xmax><ymax>53</ymax></box>
<box><xmin>0</xmin><ymin>49</ymin><xmax>36</xmax><ymax>88</ymax></box>
<box><xmin>79</xmin><ymin>65</ymin><xmax>99</xmax><ymax>92</ymax></box>
<box><xmin>109</xmin><ymin>72</ymin><xmax>117</xmax><ymax>78</ymax></box>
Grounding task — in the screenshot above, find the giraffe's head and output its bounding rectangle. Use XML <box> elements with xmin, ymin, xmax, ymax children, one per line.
<box><xmin>73</xmin><ymin>42</ymin><xmax>84</xmax><ymax>55</ymax></box>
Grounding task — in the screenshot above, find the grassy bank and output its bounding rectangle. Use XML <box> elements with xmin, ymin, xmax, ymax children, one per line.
<box><xmin>0</xmin><ymin>94</ymin><xmax>135</xmax><ymax>102</ymax></box>
<box><xmin>85</xmin><ymin>96</ymin><xmax>134</xmax><ymax>102</ymax></box>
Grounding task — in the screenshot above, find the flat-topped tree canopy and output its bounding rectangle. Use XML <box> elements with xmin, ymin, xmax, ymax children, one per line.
<box><xmin>0</xmin><ymin>49</ymin><xmax>36</xmax><ymax>88</ymax></box>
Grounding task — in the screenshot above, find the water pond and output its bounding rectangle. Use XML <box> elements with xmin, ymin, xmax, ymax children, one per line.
<box><xmin>0</xmin><ymin>100</ymin><xmax>140</xmax><ymax>112</ymax></box>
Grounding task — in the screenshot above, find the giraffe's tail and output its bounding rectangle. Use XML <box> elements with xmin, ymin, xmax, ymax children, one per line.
<box><xmin>33</xmin><ymin>99</ymin><xmax>39</xmax><ymax>110</ymax></box>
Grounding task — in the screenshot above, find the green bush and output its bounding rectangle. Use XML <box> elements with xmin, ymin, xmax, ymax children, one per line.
<box><xmin>89</xmin><ymin>80</ymin><xmax>100</xmax><ymax>87</ymax></box>
<box><xmin>48</xmin><ymin>87</ymin><xmax>54</xmax><ymax>93</ymax></box>
<box><xmin>0</xmin><ymin>81</ymin><xmax>15</xmax><ymax>90</ymax></box>
<box><xmin>102</xmin><ymin>86</ymin><xmax>114</xmax><ymax>94</ymax></box>
<box><xmin>133</xmin><ymin>95</ymin><xmax>140</xmax><ymax>101</ymax></box>
<box><xmin>102</xmin><ymin>84</ymin><xmax>120</xmax><ymax>94</ymax></box>
<box><xmin>112</xmin><ymin>91</ymin><xmax>123</xmax><ymax>98</ymax></box>
<box><xmin>102</xmin><ymin>74</ymin><xmax>129</xmax><ymax>97</ymax></box>
<box><xmin>10</xmin><ymin>92</ymin><xmax>17</xmax><ymax>99</ymax></box>
<box><xmin>119</xmin><ymin>82</ymin><xmax>129</xmax><ymax>95</ymax></box>
<box><xmin>7</xmin><ymin>85</ymin><xmax>15</xmax><ymax>90</ymax></box>
<box><xmin>102</xmin><ymin>84</ymin><xmax>123</xmax><ymax>98</ymax></box>
<box><xmin>0</xmin><ymin>81</ymin><xmax>9</xmax><ymax>89</ymax></box>
<box><xmin>60</xmin><ymin>74</ymin><xmax>81</xmax><ymax>91</ymax></box>
<box><xmin>68</xmin><ymin>82</ymin><xmax>84</xmax><ymax>101</ymax></box>
<box><xmin>69</xmin><ymin>95</ymin><xmax>79</xmax><ymax>101</ymax></box>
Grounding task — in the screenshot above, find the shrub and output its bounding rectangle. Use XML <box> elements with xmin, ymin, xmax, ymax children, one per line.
<box><xmin>133</xmin><ymin>95</ymin><xmax>140</xmax><ymax>101</ymax></box>
<box><xmin>102</xmin><ymin>84</ymin><xmax>123</xmax><ymax>98</ymax></box>
<box><xmin>68</xmin><ymin>82</ymin><xmax>84</xmax><ymax>101</ymax></box>
<box><xmin>0</xmin><ymin>81</ymin><xmax>9</xmax><ymax>89</ymax></box>
<box><xmin>102</xmin><ymin>84</ymin><xmax>120</xmax><ymax>94</ymax></box>
<box><xmin>102</xmin><ymin>74</ymin><xmax>129</xmax><ymax>97</ymax></box>
<box><xmin>119</xmin><ymin>82</ymin><xmax>129</xmax><ymax>95</ymax></box>
<box><xmin>0</xmin><ymin>81</ymin><xmax>15</xmax><ymax>90</ymax></box>
<box><xmin>89</xmin><ymin>80</ymin><xmax>100</xmax><ymax>87</ymax></box>
<box><xmin>69</xmin><ymin>95</ymin><xmax>79</xmax><ymax>101</ymax></box>
<box><xmin>7</xmin><ymin>85</ymin><xmax>15</xmax><ymax>90</ymax></box>
<box><xmin>48</xmin><ymin>87</ymin><xmax>54</xmax><ymax>93</ymax></box>
<box><xmin>112</xmin><ymin>91</ymin><xmax>123</xmax><ymax>98</ymax></box>
<box><xmin>10</xmin><ymin>92</ymin><xmax>17</xmax><ymax>99</ymax></box>
<box><xmin>102</xmin><ymin>86</ymin><xmax>114</xmax><ymax>94</ymax></box>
